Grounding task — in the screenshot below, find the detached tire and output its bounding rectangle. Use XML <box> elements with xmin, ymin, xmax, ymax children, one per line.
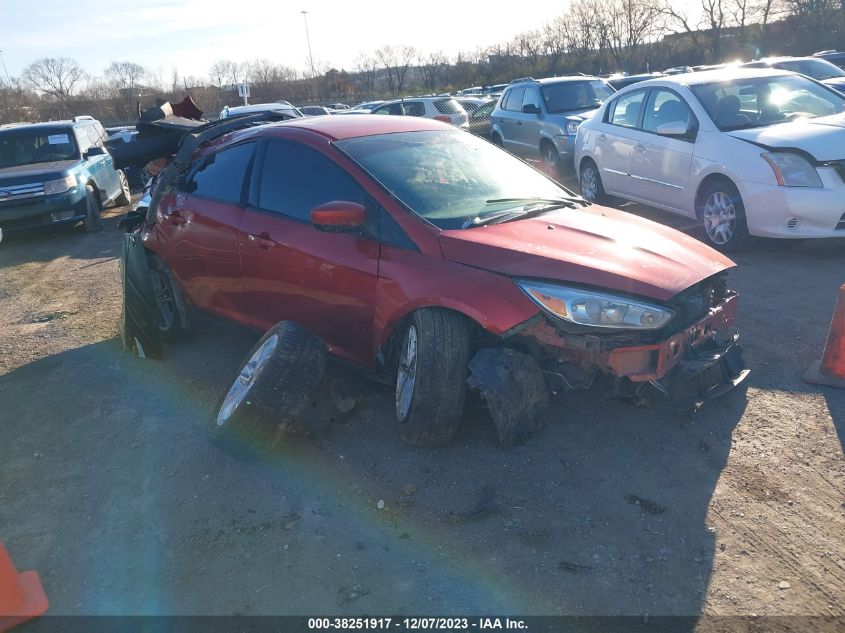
<box><xmin>394</xmin><ymin>308</ymin><xmax>471</xmax><ymax>447</ymax></box>
<box><xmin>147</xmin><ymin>254</ymin><xmax>192</xmax><ymax>342</ymax></box>
<box><xmin>82</xmin><ymin>185</ymin><xmax>103</xmax><ymax>232</ymax></box>
<box><xmin>209</xmin><ymin>322</ymin><xmax>327</xmax><ymax>460</ymax></box>
<box><xmin>115</xmin><ymin>170</ymin><xmax>131</xmax><ymax>207</ymax></box>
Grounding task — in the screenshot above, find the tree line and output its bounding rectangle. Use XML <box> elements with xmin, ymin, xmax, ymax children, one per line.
<box><xmin>1</xmin><ymin>0</ymin><xmax>842</xmax><ymax>126</ymax></box>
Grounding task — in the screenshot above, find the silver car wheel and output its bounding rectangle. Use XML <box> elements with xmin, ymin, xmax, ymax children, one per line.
<box><xmin>703</xmin><ymin>191</ymin><xmax>737</xmax><ymax>245</ymax></box>
<box><xmin>395</xmin><ymin>325</ymin><xmax>418</xmax><ymax>423</ymax></box>
<box><xmin>542</xmin><ymin>146</ymin><xmax>559</xmax><ymax>177</ymax></box>
<box><xmin>119</xmin><ymin>171</ymin><xmax>130</xmax><ymax>201</ymax></box>
<box><xmin>580</xmin><ymin>165</ymin><xmax>598</xmax><ymax>202</ymax></box>
<box><xmin>217</xmin><ymin>334</ymin><xmax>279</xmax><ymax>426</ymax></box>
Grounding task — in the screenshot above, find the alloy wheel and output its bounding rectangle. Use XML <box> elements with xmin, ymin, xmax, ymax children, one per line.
<box><xmin>703</xmin><ymin>191</ymin><xmax>737</xmax><ymax>245</ymax></box>
<box><xmin>395</xmin><ymin>325</ymin><xmax>418</xmax><ymax>422</ymax></box>
<box><xmin>580</xmin><ymin>165</ymin><xmax>598</xmax><ymax>202</ymax></box>
<box><xmin>217</xmin><ymin>334</ymin><xmax>279</xmax><ymax>426</ymax></box>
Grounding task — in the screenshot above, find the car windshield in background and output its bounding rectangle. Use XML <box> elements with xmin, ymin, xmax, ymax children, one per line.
<box><xmin>0</xmin><ymin>129</ymin><xmax>79</xmax><ymax>168</ymax></box>
<box><xmin>542</xmin><ymin>80</ymin><xmax>614</xmax><ymax>113</ymax></box>
<box><xmin>778</xmin><ymin>59</ymin><xmax>845</xmax><ymax>80</ymax></box>
<box><xmin>337</xmin><ymin>130</ymin><xmax>575</xmax><ymax>229</ymax></box>
<box><xmin>691</xmin><ymin>74</ymin><xmax>845</xmax><ymax>131</ymax></box>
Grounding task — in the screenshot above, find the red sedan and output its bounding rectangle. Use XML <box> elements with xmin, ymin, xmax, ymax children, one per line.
<box><xmin>123</xmin><ymin>114</ymin><xmax>748</xmax><ymax>449</ymax></box>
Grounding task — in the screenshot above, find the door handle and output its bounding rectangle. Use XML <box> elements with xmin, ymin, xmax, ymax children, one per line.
<box><xmin>515</xmin><ymin>121</ymin><xmax>522</xmax><ymax>125</ymax></box>
<box><xmin>168</xmin><ymin>210</ymin><xmax>187</xmax><ymax>226</ymax></box>
<box><xmin>597</xmin><ymin>133</ymin><xmax>607</xmax><ymax>142</ymax></box>
<box><xmin>634</xmin><ymin>143</ymin><xmax>647</xmax><ymax>153</ymax></box>
<box><xmin>248</xmin><ymin>232</ymin><xmax>277</xmax><ymax>250</ymax></box>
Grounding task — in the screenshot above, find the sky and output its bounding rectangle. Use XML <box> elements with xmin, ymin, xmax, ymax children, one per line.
<box><xmin>0</xmin><ymin>0</ymin><xmax>580</xmax><ymax>82</ymax></box>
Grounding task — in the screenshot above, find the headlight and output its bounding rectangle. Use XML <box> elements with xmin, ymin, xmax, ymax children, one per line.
<box><xmin>566</xmin><ymin>121</ymin><xmax>580</xmax><ymax>135</ymax></box>
<box><xmin>44</xmin><ymin>175</ymin><xmax>77</xmax><ymax>195</ymax></box>
<box><xmin>761</xmin><ymin>152</ymin><xmax>822</xmax><ymax>187</ymax></box>
<box><xmin>516</xmin><ymin>280</ymin><xmax>675</xmax><ymax>330</ymax></box>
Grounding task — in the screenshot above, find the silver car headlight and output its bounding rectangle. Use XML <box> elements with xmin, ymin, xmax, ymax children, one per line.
<box><xmin>761</xmin><ymin>152</ymin><xmax>822</xmax><ymax>187</ymax></box>
<box><xmin>516</xmin><ymin>280</ymin><xmax>675</xmax><ymax>330</ymax></box>
<box><xmin>44</xmin><ymin>175</ymin><xmax>77</xmax><ymax>195</ymax></box>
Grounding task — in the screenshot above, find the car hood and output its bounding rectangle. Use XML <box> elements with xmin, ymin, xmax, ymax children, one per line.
<box><xmin>727</xmin><ymin>112</ymin><xmax>845</xmax><ymax>160</ymax></box>
<box><xmin>0</xmin><ymin>160</ymin><xmax>80</xmax><ymax>183</ymax></box>
<box><xmin>548</xmin><ymin>109</ymin><xmax>598</xmax><ymax>125</ymax></box>
<box><xmin>438</xmin><ymin>205</ymin><xmax>735</xmax><ymax>302</ymax></box>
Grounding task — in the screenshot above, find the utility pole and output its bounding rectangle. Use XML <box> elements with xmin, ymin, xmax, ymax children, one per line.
<box><xmin>0</xmin><ymin>51</ymin><xmax>13</xmax><ymax>88</ymax></box>
<box><xmin>301</xmin><ymin>11</ymin><xmax>316</xmax><ymax>78</ymax></box>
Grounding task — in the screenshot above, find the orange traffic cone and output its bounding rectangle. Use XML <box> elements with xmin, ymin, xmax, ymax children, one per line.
<box><xmin>0</xmin><ymin>543</ymin><xmax>48</xmax><ymax>632</ymax></box>
<box><xmin>804</xmin><ymin>284</ymin><xmax>845</xmax><ymax>389</ymax></box>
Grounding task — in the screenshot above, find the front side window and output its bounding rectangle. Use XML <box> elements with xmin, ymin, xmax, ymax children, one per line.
<box><xmin>642</xmin><ymin>90</ymin><xmax>695</xmax><ymax>134</ymax></box>
<box><xmin>184</xmin><ymin>142</ymin><xmax>256</xmax><ymax>203</ymax></box>
<box><xmin>471</xmin><ymin>101</ymin><xmax>495</xmax><ymax>120</ymax></box>
<box><xmin>75</xmin><ymin>127</ymin><xmax>94</xmax><ymax>154</ymax></box>
<box><xmin>691</xmin><ymin>74</ymin><xmax>845</xmax><ymax>131</ymax></box>
<box><xmin>337</xmin><ymin>130</ymin><xmax>576</xmax><ymax>230</ymax></box>
<box><xmin>257</xmin><ymin>141</ymin><xmax>364</xmax><ymax>221</ymax></box>
<box><xmin>542</xmin><ymin>80</ymin><xmax>614</xmax><ymax>113</ymax></box>
<box><xmin>0</xmin><ymin>128</ymin><xmax>78</xmax><ymax>167</ymax></box>
<box><xmin>609</xmin><ymin>90</ymin><xmax>646</xmax><ymax>128</ymax></box>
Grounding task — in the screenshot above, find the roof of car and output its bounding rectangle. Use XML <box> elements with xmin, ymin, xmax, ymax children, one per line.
<box><xmin>0</xmin><ymin>120</ymin><xmax>77</xmax><ymax>131</ymax></box>
<box><xmin>749</xmin><ymin>56</ymin><xmax>822</xmax><ymax>65</ymax></box>
<box><xmin>222</xmin><ymin>103</ymin><xmax>299</xmax><ymax>116</ymax></box>
<box><xmin>262</xmin><ymin>113</ymin><xmax>450</xmax><ymax>141</ymax></box>
<box><xmin>521</xmin><ymin>75</ymin><xmax>602</xmax><ymax>86</ymax></box>
<box><xmin>638</xmin><ymin>67</ymin><xmax>792</xmax><ymax>88</ymax></box>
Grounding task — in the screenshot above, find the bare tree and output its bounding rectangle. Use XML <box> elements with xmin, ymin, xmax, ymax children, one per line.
<box><xmin>104</xmin><ymin>61</ymin><xmax>146</xmax><ymax>91</ymax></box>
<box><xmin>417</xmin><ymin>51</ymin><xmax>448</xmax><ymax>92</ymax></box>
<box><xmin>208</xmin><ymin>60</ymin><xmax>244</xmax><ymax>88</ymax></box>
<box><xmin>354</xmin><ymin>53</ymin><xmax>379</xmax><ymax>96</ymax></box>
<box><xmin>22</xmin><ymin>57</ymin><xmax>85</xmax><ymax>101</ymax></box>
<box><xmin>375</xmin><ymin>45</ymin><xmax>416</xmax><ymax>95</ymax></box>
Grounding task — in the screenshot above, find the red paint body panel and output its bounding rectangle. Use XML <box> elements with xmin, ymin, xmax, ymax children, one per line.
<box><xmin>439</xmin><ymin>206</ymin><xmax>736</xmax><ymax>302</ymax></box>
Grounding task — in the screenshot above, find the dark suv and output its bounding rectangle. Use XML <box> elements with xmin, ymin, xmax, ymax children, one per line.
<box><xmin>490</xmin><ymin>76</ymin><xmax>614</xmax><ymax>176</ymax></box>
<box><xmin>0</xmin><ymin>116</ymin><xmax>131</xmax><ymax>233</ymax></box>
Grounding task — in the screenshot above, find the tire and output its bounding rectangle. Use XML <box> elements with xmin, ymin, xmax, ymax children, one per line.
<box><xmin>147</xmin><ymin>254</ymin><xmax>192</xmax><ymax>341</ymax></box>
<box><xmin>697</xmin><ymin>179</ymin><xmax>750</xmax><ymax>253</ymax></box>
<box><xmin>579</xmin><ymin>159</ymin><xmax>607</xmax><ymax>204</ymax></box>
<box><xmin>491</xmin><ymin>133</ymin><xmax>503</xmax><ymax>147</ymax></box>
<box><xmin>115</xmin><ymin>170</ymin><xmax>131</xmax><ymax>207</ymax></box>
<box><xmin>82</xmin><ymin>185</ymin><xmax>102</xmax><ymax>232</ymax></box>
<box><xmin>394</xmin><ymin>308</ymin><xmax>471</xmax><ymax>447</ymax></box>
<box><xmin>541</xmin><ymin>142</ymin><xmax>561</xmax><ymax>180</ymax></box>
<box><xmin>209</xmin><ymin>322</ymin><xmax>327</xmax><ymax>460</ymax></box>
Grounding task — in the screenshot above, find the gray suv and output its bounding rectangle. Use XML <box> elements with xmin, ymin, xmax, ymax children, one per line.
<box><xmin>490</xmin><ymin>76</ymin><xmax>614</xmax><ymax>176</ymax></box>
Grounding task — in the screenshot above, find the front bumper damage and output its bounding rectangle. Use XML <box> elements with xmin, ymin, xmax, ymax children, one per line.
<box><xmin>467</xmin><ymin>293</ymin><xmax>750</xmax><ymax>442</ymax></box>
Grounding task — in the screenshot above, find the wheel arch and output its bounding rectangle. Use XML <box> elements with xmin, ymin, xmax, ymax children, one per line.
<box><xmin>694</xmin><ymin>173</ymin><xmax>738</xmax><ymax>220</ymax></box>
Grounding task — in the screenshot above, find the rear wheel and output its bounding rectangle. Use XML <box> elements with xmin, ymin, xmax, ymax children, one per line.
<box><xmin>698</xmin><ymin>180</ymin><xmax>750</xmax><ymax>252</ymax></box>
<box><xmin>394</xmin><ymin>308</ymin><xmax>471</xmax><ymax>447</ymax></box>
<box><xmin>147</xmin><ymin>255</ymin><xmax>192</xmax><ymax>341</ymax></box>
<box><xmin>115</xmin><ymin>171</ymin><xmax>131</xmax><ymax>207</ymax></box>
<box><xmin>82</xmin><ymin>185</ymin><xmax>102</xmax><ymax>232</ymax></box>
<box><xmin>579</xmin><ymin>159</ymin><xmax>607</xmax><ymax>204</ymax></box>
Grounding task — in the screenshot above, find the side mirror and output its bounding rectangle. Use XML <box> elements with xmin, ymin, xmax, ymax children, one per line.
<box><xmin>311</xmin><ymin>201</ymin><xmax>366</xmax><ymax>233</ymax></box>
<box><xmin>522</xmin><ymin>104</ymin><xmax>541</xmax><ymax>115</ymax></box>
<box><xmin>655</xmin><ymin>121</ymin><xmax>692</xmax><ymax>137</ymax></box>
<box><xmin>84</xmin><ymin>146</ymin><xmax>106</xmax><ymax>158</ymax></box>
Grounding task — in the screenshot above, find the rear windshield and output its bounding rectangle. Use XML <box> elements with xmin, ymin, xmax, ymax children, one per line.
<box><xmin>541</xmin><ymin>80</ymin><xmax>614</xmax><ymax>113</ymax></box>
<box><xmin>0</xmin><ymin>128</ymin><xmax>78</xmax><ymax>168</ymax></box>
<box><xmin>434</xmin><ymin>99</ymin><xmax>463</xmax><ymax>114</ymax></box>
<box><xmin>776</xmin><ymin>59</ymin><xmax>845</xmax><ymax>80</ymax></box>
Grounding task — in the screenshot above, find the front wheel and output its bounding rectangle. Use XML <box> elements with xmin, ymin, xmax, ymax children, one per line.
<box><xmin>541</xmin><ymin>143</ymin><xmax>561</xmax><ymax>180</ymax></box>
<box><xmin>115</xmin><ymin>170</ymin><xmax>131</xmax><ymax>207</ymax></box>
<box><xmin>394</xmin><ymin>308</ymin><xmax>471</xmax><ymax>447</ymax></box>
<box><xmin>698</xmin><ymin>180</ymin><xmax>750</xmax><ymax>252</ymax></box>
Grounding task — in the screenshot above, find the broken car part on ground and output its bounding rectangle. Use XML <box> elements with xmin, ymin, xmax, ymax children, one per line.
<box><xmin>119</xmin><ymin>111</ymin><xmax>750</xmax><ymax>451</ymax></box>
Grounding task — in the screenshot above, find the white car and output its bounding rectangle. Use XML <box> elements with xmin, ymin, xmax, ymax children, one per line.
<box><xmin>370</xmin><ymin>97</ymin><xmax>469</xmax><ymax>129</ymax></box>
<box><xmin>575</xmin><ymin>68</ymin><xmax>845</xmax><ymax>251</ymax></box>
<box><xmin>218</xmin><ymin>102</ymin><xmax>302</xmax><ymax>119</ymax></box>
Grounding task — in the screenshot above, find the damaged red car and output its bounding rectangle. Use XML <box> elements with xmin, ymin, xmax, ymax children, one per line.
<box><xmin>122</xmin><ymin>114</ymin><xmax>749</xmax><ymax>448</ymax></box>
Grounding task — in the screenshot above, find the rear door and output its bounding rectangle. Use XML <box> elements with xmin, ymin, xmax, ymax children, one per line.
<box><xmin>517</xmin><ymin>86</ymin><xmax>543</xmax><ymax>158</ymax></box>
<box><xmin>498</xmin><ymin>87</ymin><xmax>525</xmax><ymax>154</ymax></box>
<box><xmin>589</xmin><ymin>89</ymin><xmax>646</xmax><ymax>195</ymax></box>
<box><xmin>238</xmin><ymin>139</ymin><xmax>379</xmax><ymax>363</ymax></box>
<box><xmin>157</xmin><ymin>141</ymin><xmax>256</xmax><ymax>320</ymax></box>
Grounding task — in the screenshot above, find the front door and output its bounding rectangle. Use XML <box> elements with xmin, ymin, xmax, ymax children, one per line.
<box><xmin>157</xmin><ymin>141</ymin><xmax>256</xmax><ymax>320</ymax></box>
<box><xmin>238</xmin><ymin>139</ymin><xmax>379</xmax><ymax>364</ymax></box>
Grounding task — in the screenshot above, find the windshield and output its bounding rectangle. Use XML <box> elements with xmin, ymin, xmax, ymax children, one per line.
<box><xmin>542</xmin><ymin>80</ymin><xmax>614</xmax><ymax>113</ymax></box>
<box><xmin>336</xmin><ymin>130</ymin><xmax>578</xmax><ymax>229</ymax></box>
<box><xmin>0</xmin><ymin>128</ymin><xmax>79</xmax><ymax>168</ymax></box>
<box><xmin>691</xmin><ymin>74</ymin><xmax>845</xmax><ymax>131</ymax></box>
<box><xmin>777</xmin><ymin>59</ymin><xmax>845</xmax><ymax>80</ymax></box>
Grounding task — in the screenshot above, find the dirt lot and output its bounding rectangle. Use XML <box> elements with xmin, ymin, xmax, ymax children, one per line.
<box><xmin>1</xmin><ymin>200</ymin><xmax>843</xmax><ymax>625</ymax></box>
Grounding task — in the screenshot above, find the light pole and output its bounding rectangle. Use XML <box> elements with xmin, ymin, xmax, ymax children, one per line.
<box><xmin>0</xmin><ymin>50</ymin><xmax>13</xmax><ymax>88</ymax></box>
<box><xmin>301</xmin><ymin>11</ymin><xmax>315</xmax><ymax>78</ymax></box>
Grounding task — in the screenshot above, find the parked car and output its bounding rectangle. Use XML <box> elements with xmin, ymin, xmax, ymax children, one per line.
<box><xmin>105</xmin><ymin>126</ymin><xmax>137</xmax><ymax>143</ymax></box>
<box><xmin>490</xmin><ymin>76</ymin><xmax>615</xmax><ymax>176</ymax></box>
<box><xmin>370</xmin><ymin>97</ymin><xmax>469</xmax><ymax>128</ymax></box>
<box><xmin>664</xmin><ymin>66</ymin><xmax>693</xmax><ymax>75</ymax></box>
<box><xmin>467</xmin><ymin>100</ymin><xmax>496</xmax><ymax>139</ymax></box>
<box><xmin>299</xmin><ymin>105</ymin><xmax>335</xmax><ymax>116</ymax></box>
<box><xmin>124</xmin><ymin>114</ymin><xmax>748</xmax><ymax>450</ymax></box>
<box><xmin>352</xmin><ymin>100</ymin><xmax>385</xmax><ymax>111</ymax></box>
<box><xmin>219</xmin><ymin>102</ymin><xmax>302</xmax><ymax>119</ymax></box>
<box><xmin>607</xmin><ymin>73</ymin><xmax>665</xmax><ymax>91</ymax></box>
<box><xmin>456</xmin><ymin>97</ymin><xmax>490</xmax><ymax>114</ymax></box>
<box><xmin>326</xmin><ymin>103</ymin><xmax>350</xmax><ymax>110</ymax></box>
<box><xmin>814</xmin><ymin>50</ymin><xmax>845</xmax><ymax>69</ymax></box>
<box><xmin>741</xmin><ymin>56</ymin><xmax>845</xmax><ymax>93</ymax></box>
<box><xmin>575</xmin><ymin>68</ymin><xmax>845</xmax><ymax>251</ymax></box>
<box><xmin>0</xmin><ymin>116</ymin><xmax>131</xmax><ymax>233</ymax></box>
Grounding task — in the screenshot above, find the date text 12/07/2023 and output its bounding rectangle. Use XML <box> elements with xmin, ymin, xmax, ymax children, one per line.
<box><xmin>307</xmin><ymin>617</ymin><xmax>528</xmax><ymax>630</ymax></box>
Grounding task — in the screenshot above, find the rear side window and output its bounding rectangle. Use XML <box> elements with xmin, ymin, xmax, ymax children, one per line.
<box><xmin>257</xmin><ymin>141</ymin><xmax>364</xmax><ymax>221</ymax></box>
<box><xmin>403</xmin><ymin>101</ymin><xmax>425</xmax><ymax>117</ymax></box>
<box><xmin>185</xmin><ymin>142</ymin><xmax>256</xmax><ymax>203</ymax></box>
<box><xmin>434</xmin><ymin>99</ymin><xmax>461</xmax><ymax>114</ymax></box>
<box><xmin>503</xmin><ymin>88</ymin><xmax>525</xmax><ymax>111</ymax></box>
<box><xmin>608</xmin><ymin>90</ymin><xmax>646</xmax><ymax>128</ymax></box>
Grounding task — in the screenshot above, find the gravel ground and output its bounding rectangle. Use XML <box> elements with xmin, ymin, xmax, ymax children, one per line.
<box><xmin>0</xmin><ymin>201</ymin><xmax>843</xmax><ymax>625</ymax></box>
